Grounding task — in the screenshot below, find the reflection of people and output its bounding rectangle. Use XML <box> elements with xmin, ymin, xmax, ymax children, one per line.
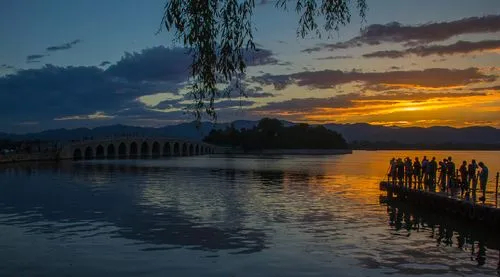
<box><xmin>497</xmin><ymin>250</ymin><xmax>500</xmax><ymax>273</ymax></box>
<box><xmin>476</xmin><ymin>241</ymin><xmax>486</xmax><ymax>267</ymax></box>
<box><xmin>478</xmin><ymin>162</ymin><xmax>488</xmax><ymax>203</ymax></box>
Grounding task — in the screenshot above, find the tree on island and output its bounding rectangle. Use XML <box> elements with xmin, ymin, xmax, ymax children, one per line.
<box><xmin>160</xmin><ymin>0</ymin><xmax>367</xmax><ymax>120</ymax></box>
<box><xmin>203</xmin><ymin>118</ymin><xmax>349</xmax><ymax>150</ymax></box>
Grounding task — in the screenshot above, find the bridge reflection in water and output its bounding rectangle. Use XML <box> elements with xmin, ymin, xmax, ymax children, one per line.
<box><xmin>0</xmin><ymin>162</ymin><xmax>267</xmax><ymax>255</ymax></box>
<box><xmin>62</xmin><ymin>137</ymin><xmax>216</xmax><ymax>160</ymax></box>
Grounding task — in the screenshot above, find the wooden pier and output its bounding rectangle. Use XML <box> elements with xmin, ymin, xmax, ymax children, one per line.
<box><xmin>380</xmin><ymin>181</ymin><xmax>500</xmax><ymax>230</ymax></box>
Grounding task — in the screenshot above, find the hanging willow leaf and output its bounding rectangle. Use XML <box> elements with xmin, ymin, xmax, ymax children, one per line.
<box><xmin>160</xmin><ymin>0</ymin><xmax>367</xmax><ymax>121</ymax></box>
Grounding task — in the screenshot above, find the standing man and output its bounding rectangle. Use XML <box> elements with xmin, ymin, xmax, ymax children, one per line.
<box><xmin>429</xmin><ymin>157</ymin><xmax>438</xmax><ymax>192</ymax></box>
<box><xmin>421</xmin><ymin>156</ymin><xmax>429</xmax><ymax>190</ymax></box>
<box><xmin>413</xmin><ymin>157</ymin><xmax>422</xmax><ymax>189</ymax></box>
<box><xmin>439</xmin><ymin>159</ymin><xmax>448</xmax><ymax>192</ymax></box>
<box><xmin>459</xmin><ymin>161</ymin><xmax>468</xmax><ymax>197</ymax></box>
<box><xmin>478</xmin><ymin>162</ymin><xmax>489</xmax><ymax>203</ymax></box>
<box><xmin>468</xmin><ymin>159</ymin><xmax>478</xmax><ymax>195</ymax></box>
<box><xmin>404</xmin><ymin>157</ymin><xmax>413</xmax><ymax>188</ymax></box>
<box><xmin>446</xmin><ymin>157</ymin><xmax>456</xmax><ymax>191</ymax></box>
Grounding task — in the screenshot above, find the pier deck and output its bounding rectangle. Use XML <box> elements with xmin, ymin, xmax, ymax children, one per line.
<box><xmin>380</xmin><ymin>181</ymin><xmax>500</xmax><ymax>230</ymax></box>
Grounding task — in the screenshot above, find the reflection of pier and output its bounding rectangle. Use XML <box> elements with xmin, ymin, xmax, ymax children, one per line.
<box><xmin>60</xmin><ymin>137</ymin><xmax>216</xmax><ymax>160</ymax></box>
<box><xmin>380</xmin><ymin>181</ymin><xmax>500</xmax><ymax>230</ymax></box>
<box><xmin>381</xmin><ymin>195</ymin><xmax>500</xmax><ymax>269</ymax></box>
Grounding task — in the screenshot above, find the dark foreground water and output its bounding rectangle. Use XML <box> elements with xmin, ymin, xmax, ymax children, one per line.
<box><xmin>1</xmin><ymin>151</ymin><xmax>499</xmax><ymax>277</ymax></box>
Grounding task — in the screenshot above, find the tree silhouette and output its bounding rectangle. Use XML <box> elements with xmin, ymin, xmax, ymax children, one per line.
<box><xmin>204</xmin><ymin>118</ymin><xmax>348</xmax><ymax>150</ymax></box>
<box><xmin>160</xmin><ymin>0</ymin><xmax>367</xmax><ymax>121</ymax></box>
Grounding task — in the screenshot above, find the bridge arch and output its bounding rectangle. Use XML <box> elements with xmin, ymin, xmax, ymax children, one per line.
<box><xmin>173</xmin><ymin>142</ymin><xmax>180</xmax><ymax>156</ymax></box>
<box><xmin>118</xmin><ymin>142</ymin><xmax>127</xmax><ymax>159</ymax></box>
<box><xmin>96</xmin><ymin>145</ymin><xmax>105</xmax><ymax>159</ymax></box>
<box><xmin>163</xmin><ymin>142</ymin><xmax>171</xmax><ymax>157</ymax></box>
<box><xmin>152</xmin><ymin>141</ymin><xmax>160</xmax><ymax>158</ymax></box>
<box><xmin>73</xmin><ymin>148</ymin><xmax>82</xmax><ymax>160</ymax></box>
<box><xmin>130</xmin><ymin>142</ymin><xmax>138</xmax><ymax>158</ymax></box>
<box><xmin>107</xmin><ymin>144</ymin><xmax>116</xmax><ymax>159</ymax></box>
<box><xmin>67</xmin><ymin>138</ymin><xmax>213</xmax><ymax>159</ymax></box>
<box><xmin>84</xmin><ymin>146</ymin><xmax>93</xmax><ymax>160</ymax></box>
<box><xmin>140</xmin><ymin>141</ymin><xmax>149</xmax><ymax>158</ymax></box>
<box><xmin>182</xmin><ymin>143</ymin><xmax>188</xmax><ymax>156</ymax></box>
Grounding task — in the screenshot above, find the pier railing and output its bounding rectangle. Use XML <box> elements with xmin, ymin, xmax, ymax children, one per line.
<box><xmin>383</xmin><ymin>171</ymin><xmax>500</xmax><ymax>208</ymax></box>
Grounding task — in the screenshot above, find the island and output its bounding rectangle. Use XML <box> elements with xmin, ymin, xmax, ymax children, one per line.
<box><xmin>203</xmin><ymin>118</ymin><xmax>352</xmax><ymax>155</ymax></box>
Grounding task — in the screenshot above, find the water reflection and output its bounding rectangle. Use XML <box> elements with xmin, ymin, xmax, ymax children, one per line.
<box><xmin>382</xmin><ymin>195</ymin><xmax>500</xmax><ymax>271</ymax></box>
<box><xmin>0</xmin><ymin>162</ymin><xmax>268</xmax><ymax>254</ymax></box>
<box><xmin>0</xmin><ymin>152</ymin><xmax>499</xmax><ymax>276</ymax></box>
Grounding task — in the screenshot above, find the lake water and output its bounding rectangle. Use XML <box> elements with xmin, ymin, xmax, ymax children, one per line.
<box><xmin>1</xmin><ymin>150</ymin><xmax>499</xmax><ymax>276</ymax></box>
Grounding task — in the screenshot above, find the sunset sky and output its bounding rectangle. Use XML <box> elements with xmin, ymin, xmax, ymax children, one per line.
<box><xmin>1</xmin><ymin>0</ymin><xmax>500</xmax><ymax>133</ymax></box>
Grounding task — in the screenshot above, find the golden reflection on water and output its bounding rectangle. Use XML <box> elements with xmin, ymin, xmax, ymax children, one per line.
<box><xmin>1</xmin><ymin>151</ymin><xmax>500</xmax><ymax>275</ymax></box>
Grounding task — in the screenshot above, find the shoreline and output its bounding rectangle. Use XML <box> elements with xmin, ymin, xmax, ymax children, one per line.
<box><xmin>0</xmin><ymin>153</ymin><xmax>60</xmax><ymax>164</ymax></box>
<box><xmin>219</xmin><ymin>148</ymin><xmax>353</xmax><ymax>155</ymax></box>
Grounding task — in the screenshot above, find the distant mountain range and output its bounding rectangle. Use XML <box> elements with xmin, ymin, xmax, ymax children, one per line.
<box><xmin>1</xmin><ymin>121</ymin><xmax>499</xmax><ymax>146</ymax></box>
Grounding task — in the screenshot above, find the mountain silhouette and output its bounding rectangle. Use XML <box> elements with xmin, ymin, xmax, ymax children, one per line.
<box><xmin>1</xmin><ymin>121</ymin><xmax>499</xmax><ymax>146</ymax></box>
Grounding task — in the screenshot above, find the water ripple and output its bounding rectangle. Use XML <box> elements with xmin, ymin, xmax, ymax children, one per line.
<box><xmin>0</xmin><ymin>152</ymin><xmax>499</xmax><ymax>276</ymax></box>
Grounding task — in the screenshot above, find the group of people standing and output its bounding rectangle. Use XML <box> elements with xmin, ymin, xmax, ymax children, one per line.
<box><xmin>389</xmin><ymin>156</ymin><xmax>489</xmax><ymax>201</ymax></box>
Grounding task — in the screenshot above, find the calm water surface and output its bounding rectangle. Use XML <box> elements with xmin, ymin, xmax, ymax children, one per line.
<box><xmin>1</xmin><ymin>150</ymin><xmax>499</xmax><ymax>276</ymax></box>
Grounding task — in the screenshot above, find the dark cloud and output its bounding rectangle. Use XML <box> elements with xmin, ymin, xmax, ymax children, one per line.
<box><xmin>227</xmin><ymin>84</ymin><xmax>275</xmax><ymax>99</ymax></box>
<box><xmin>216</xmin><ymin>99</ymin><xmax>255</xmax><ymax>108</ymax></box>
<box><xmin>253</xmin><ymin>68</ymin><xmax>496</xmax><ymax>90</ymax></box>
<box><xmin>249</xmin><ymin>91</ymin><xmax>274</xmax><ymax>98</ymax></box>
<box><xmin>26</xmin><ymin>54</ymin><xmax>45</xmax><ymax>62</ymax></box>
<box><xmin>0</xmin><ymin>65</ymin><xmax>146</xmax><ymax>121</ymax></box>
<box><xmin>245</xmin><ymin>48</ymin><xmax>280</xmax><ymax>66</ymax></box>
<box><xmin>363</xmin><ymin>50</ymin><xmax>405</xmax><ymax>59</ymax></box>
<box><xmin>304</xmin><ymin>15</ymin><xmax>500</xmax><ymax>52</ymax></box>
<box><xmin>99</xmin><ymin>61</ymin><xmax>111</xmax><ymax>67</ymax></box>
<box><xmin>363</xmin><ymin>40</ymin><xmax>500</xmax><ymax>58</ymax></box>
<box><xmin>362</xmin><ymin>91</ymin><xmax>486</xmax><ymax>101</ymax></box>
<box><xmin>106</xmin><ymin>46</ymin><xmax>191</xmax><ymax>83</ymax></box>
<box><xmin>1</xmin><ymin>45</ymin><xmax>280</xmax><ymax>131</ymax></box>
<box><xmin>252</xmin><ymin>95</ymin><xmax>355</xmax><ymax>113</ymax></box>
<box><xmin>472</xmin><ymin>85</ymin><xmax>500</xmax><ymax>91</ymax></box>
<box><xmin>316</xmin><ymin>55</ymin><xmax>353</xmax><ymax>60</ymax></box>
<box><xmin>105</xmin><ymin>46</ymin><xmax>280</xmax><ymax>84</ymax></box>
<box><xmin>301</xmin><ymin>46</ymin><xmax>324</xmax><ymax>53</ymax></box>
<box><xmin>251</xmin><ymin>91</ymin><xmax>488</xmax><ymax>114</ymax></box>
<box><xmin>46</xmin><ymin>39</ymin><xmax>82</xmax><ymax>52</ymax></box>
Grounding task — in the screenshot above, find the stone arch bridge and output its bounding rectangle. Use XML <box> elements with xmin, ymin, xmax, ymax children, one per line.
<box><xmin>60</xmin><ymin>137</ymin><xmax>216</xmax><ymax>160</ymax></box>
